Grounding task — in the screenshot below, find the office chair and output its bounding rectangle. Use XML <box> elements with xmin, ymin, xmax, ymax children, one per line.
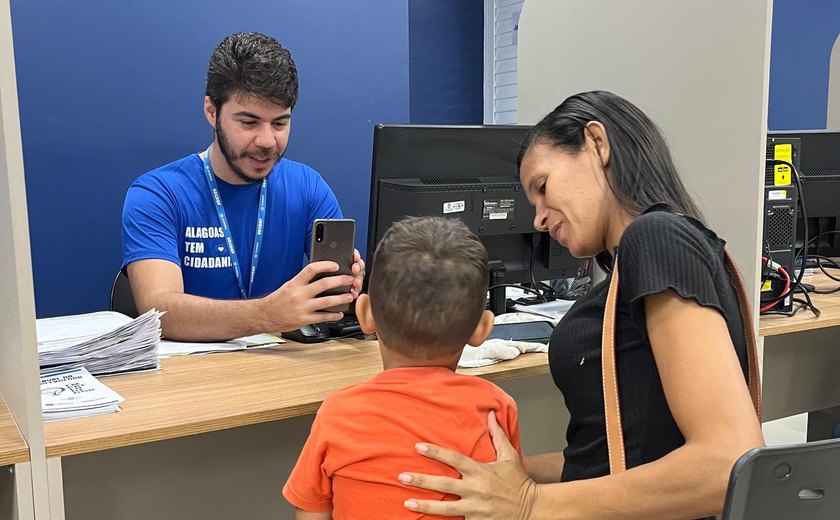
<box><xmin>110</xmin><ymin>270</ymin><xmax>139</xmax><ymax>318</ymax></box>
<box><xmin>722</xmin><ymin>438</ymin><xmax>840</xmax><ymax>519</ymax></box>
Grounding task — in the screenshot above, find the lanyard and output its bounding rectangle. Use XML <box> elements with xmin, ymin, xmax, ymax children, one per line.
<box><xmin>202</xmin><ymin>149</ymin><xmax>267</xmax><ymax>299</ymax></box>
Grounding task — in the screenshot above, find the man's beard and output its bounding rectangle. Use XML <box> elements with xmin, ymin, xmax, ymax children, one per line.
<box><xmin>215</xmin><ymin>120</ymin><xmax>283</xmax><ymax>184</ymax></box>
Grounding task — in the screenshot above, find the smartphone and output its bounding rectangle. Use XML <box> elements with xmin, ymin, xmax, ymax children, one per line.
<box><xmin>309</xmin><ymin>219</ymin><xmax>356</xmax><ymax>313</ymax></box>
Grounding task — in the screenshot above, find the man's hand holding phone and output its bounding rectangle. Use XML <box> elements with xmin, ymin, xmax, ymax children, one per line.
<box><xmin>261</xmin><ymin>260</ymin><xmax>358</xmax><ymax>332</ymax></box>
<box><xmin>259</xmin><ymin>220</ymin><xmax>365</xmax><ymax>333</ymax></box>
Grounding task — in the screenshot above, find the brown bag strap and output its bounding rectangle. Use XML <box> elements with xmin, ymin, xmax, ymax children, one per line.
<box><xmin>723</xmin><ymin>251</ymin><xmax>763</xmax><ymax>420</ymax></box>
<box><xmin>602</xmin><ymin>255</ymin><xmax>626</xmax><ymax>473</ymax></box>
<box><xmin>602</xmin><ymin>251</ymin><xmax>762</xmax><ymax>475</ymax></box>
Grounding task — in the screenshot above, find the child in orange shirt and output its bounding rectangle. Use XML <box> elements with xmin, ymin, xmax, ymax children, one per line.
<box><xmin>283</xmin><ymin>216</ymin><xmax>524</xmax><ymax>519</ymax></box>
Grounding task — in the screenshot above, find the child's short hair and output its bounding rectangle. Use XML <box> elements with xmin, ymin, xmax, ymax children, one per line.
<box><xmin>368</xmin><ymin>216</ymin><xmax>489</xmax><ymax>357</ymax></box>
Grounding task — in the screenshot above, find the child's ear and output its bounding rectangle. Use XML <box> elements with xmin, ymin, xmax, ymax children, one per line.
<box><xmin>466</xmin><ymin>310</ymin><xmax>495</xmax><ymax>347</ymax></box>
<box><xmin>355</xmin><ymin>294</ymin><xmax>377</xmax><ymax>334</ymax></box>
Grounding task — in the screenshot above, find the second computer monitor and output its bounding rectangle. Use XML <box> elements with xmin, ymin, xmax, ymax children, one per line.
<box><xmin>367</xmin><ymin>124</ymin><xmax>584</xmax><ymax>288</ymax></box>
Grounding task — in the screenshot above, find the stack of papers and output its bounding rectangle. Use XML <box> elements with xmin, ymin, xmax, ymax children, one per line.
<box><xmin>37</xmin><ymin>310</ymin><xmax>162</xmax><ymax>376</ymax></box>
<box><xmin>157</xmin><ymin>333</ymin><xmax>283</xmax><ymax>358</ymax></box>
<box><xmin>40</xmin><ymin>367</ymin><xmax>125</xmax><ymax>421</ymax></box>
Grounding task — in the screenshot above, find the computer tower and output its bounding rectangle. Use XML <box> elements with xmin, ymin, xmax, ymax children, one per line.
<box><xmin>762</xmin><ymin>137</ymin><xmax>800</xmax><ymax>312</ymax></box>
<box><xmin>768</xmin><ymin>130</ymin><xmax>840</xmax><ymax>258</ymax></box>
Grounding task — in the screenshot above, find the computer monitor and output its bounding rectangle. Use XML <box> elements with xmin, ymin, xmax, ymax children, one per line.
<box><xmin>366</xmin><ymin>124</ymin><xmax>585</xmax><ymax>311</ymax></box>
<box><xmin>767</xmin><ymin>130</ymin><xmax>840</xmax><ymax>258</ymax></box>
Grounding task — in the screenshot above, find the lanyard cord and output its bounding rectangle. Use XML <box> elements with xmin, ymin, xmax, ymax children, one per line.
<box><xmin>202</xmin><ymin>148</ymin><xmax>267</xmax><ymax>299</ymax></box>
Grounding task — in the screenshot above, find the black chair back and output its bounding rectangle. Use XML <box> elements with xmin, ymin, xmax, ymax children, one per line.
<box><xmin>722</xmin><ymin>438</ymin><xmax>840</xmax><ymax>519</ymax></box>
<box><xmin>110</xmin><ymin>271</ymin><xmax>139</xmax><ymax>318</ymax></box>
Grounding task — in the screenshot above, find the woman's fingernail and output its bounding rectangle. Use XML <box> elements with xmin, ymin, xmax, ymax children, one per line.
<box><xmin>398</xmin><ymin>472</ymin><xmax>413</xmax><ymax>483</ymax></box>
<box><xmin>415</xmin><ymin>443</ymin><xmax>429</xmax><ymax>453</ymax></box>
<box><xmin>404</xmin><ymin>500</ymin><xmax>419</xmax><ymax>510</ymax></box>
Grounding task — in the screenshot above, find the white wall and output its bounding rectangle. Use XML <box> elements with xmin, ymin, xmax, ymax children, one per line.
<box><xmin>828</xmin><ymin>33</ymin><xmax>840</xmax><ymax>129</ymax></box>
<box><xmin>517</xmin><ymin>0</ymin><xmax>773</xmax><ymax>306</ymax></box>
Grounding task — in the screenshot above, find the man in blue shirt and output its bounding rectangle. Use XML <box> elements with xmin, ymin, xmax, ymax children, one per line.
<box><xmin>122</xmin><ymin>32</ymin><xmax>363</xmax><ymax>341</ymax></box>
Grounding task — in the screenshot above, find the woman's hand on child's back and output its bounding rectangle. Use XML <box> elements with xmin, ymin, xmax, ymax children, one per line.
<box><xmin>398</xmin><ymin>412</ymin><xmax>537</xmax><ymax>519</ymax></box>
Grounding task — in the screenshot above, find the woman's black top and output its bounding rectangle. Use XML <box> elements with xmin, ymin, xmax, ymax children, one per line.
<box><xmin>550</xmin><ymin>210</ymin><xmax>748</xmax><ymax>483</ymax></box>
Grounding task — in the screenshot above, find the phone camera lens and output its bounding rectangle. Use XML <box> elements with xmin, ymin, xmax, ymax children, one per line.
<box><xmin>315</xmin><ymin>223</ymin><xmax>324</xmax><ymax>243</ymax></box>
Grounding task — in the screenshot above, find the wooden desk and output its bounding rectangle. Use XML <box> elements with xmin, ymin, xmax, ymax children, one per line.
<box><xmin>0</xmin><ymin>394</ymin><xmax>28</xmax><ymax>466</ymax></box>
<box><xmin>758</xmin><ymin>272</ymin><xmax>840</xmax><ymax>422</ymax></box>
<box><xmin>44</xmin><ymin>338</ymin><xmax>548</xmax><ymax>458</ymax></box>
<box><xmin>759</xmin><ymin>272</ymin><xmax>840</xmax><ymax>337</ymax></box>
<box><xmin>46</xmin><ymin>338</ymin><xmax>557</xmax><ymax>520</ymax></box>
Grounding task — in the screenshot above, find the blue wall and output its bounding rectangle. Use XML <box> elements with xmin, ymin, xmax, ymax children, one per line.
<box><xmin>769</xmin><ymin>0</ymin><xmax>840</xmax><ymax>130</ymax></box>
<box><xmin>12</xmin><ymin>1</ymin><xmax>410</xmax><ymax>317</ymax></box>
<box><xmin>15</xmin><ymin>0</ymin><xmax>840</xmax><ymax>317</ymax></box>
<box><xmin>408</xmin><ymin>0</ymin><xmax>483</xmax><ymax>124</ymax></box>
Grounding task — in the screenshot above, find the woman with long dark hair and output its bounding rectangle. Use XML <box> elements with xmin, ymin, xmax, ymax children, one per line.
<box><xmin>399</xmin><ymin>91</ymin><xmax>764</xmax><ymax>519</ymax></box>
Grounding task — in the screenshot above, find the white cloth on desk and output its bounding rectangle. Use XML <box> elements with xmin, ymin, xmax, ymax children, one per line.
<box><xmin>457</xmin><ymin>312</ymin><xmax>552</xmax><ymax>368</ymax></box>
<box><xmin>458</xmin><ymin>338</ymin><xmax>547</xmax><ymax>368</ymax></box>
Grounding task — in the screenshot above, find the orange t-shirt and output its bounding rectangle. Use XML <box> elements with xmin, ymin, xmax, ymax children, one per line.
<box><xmin>283</xmin><ymin>366</ymin><xmax>523</xmax><ymax>519</ymax></box>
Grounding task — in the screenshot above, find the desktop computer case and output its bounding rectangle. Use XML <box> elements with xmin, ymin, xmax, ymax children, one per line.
<box><xmin>762</xmin><ymin>137</ymin><xmax>800</xmax><ymax>312</ymax></box>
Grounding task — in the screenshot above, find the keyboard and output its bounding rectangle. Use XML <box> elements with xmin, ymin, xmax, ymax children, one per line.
<box><xmin>322</xmin><ymin>315</ymin><xmax>362</xmax><ymax>336</ymax></box>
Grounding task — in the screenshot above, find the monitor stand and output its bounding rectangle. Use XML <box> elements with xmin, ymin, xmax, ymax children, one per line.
<box><xmin>488</xmin><ymin>260</ymin><xmax>508</xmax><ymax>316</ymax></box>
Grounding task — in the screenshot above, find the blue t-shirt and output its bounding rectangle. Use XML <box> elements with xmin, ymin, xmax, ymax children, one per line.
<box><xmin>121</xmin><ymin>153</ymin><xmax>342</xmax><ymax>299</ymax></box>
